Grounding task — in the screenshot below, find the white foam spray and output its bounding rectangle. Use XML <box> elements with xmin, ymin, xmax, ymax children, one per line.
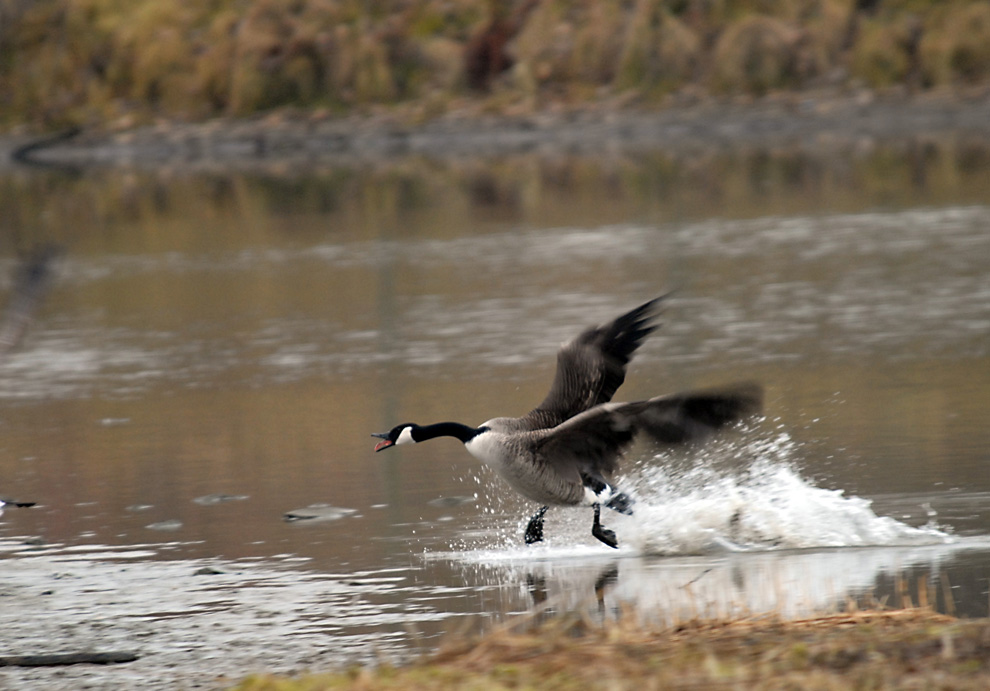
<box><xmin>621</xmin><ymin>432</ymin><xmax>951</xmax><ymax>556</ymax></box>
<box><xmin>447</xmin><ymin>430</ymin><xmax>952</xmax><ymax>560</ymax></box>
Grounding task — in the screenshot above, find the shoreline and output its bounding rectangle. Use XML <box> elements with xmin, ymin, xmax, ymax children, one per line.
<box><xmin>234</xmin><ymin>608</ymin><xmax>990</xmax><ymax>690</ymax></box>
<box><xmin>4</xmin><ymin>89</ymin><xmax>990</xmax><ymax>173</ymax></box>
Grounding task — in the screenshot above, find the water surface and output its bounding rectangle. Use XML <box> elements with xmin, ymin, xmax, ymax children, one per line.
<box><xmin>0</xmin><ymin>139</ymin><xmax>988</xmax><ymax>688</ymax></box>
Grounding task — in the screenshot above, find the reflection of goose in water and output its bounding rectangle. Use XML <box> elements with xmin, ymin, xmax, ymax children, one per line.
<box><xmin>0</xmin><ymin>246</ymin><xmax>58</xmax><ymax>511</ymax></box>
<box><xmin>373</xmin><ymin>296</ymin><xmax>762</xmax><ymax>548</ymax></box>
<box><xmin>456</xmin><ymin>542</ymin><xmax>970</xmax><ymax>626</ymax></box>
<box><xmin>0</xmin><ymin>245</ymin><xmax>58</xmax><ymax>359</ymax></box>
<box><xmin>526</xmin><ymin>563</ymin><xmax>619</xmax><ymax>620</ymax></box>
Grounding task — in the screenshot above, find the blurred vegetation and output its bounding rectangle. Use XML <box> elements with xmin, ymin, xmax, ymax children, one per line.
<box><xmin>2</xmin><ymin>0</ymin><xmax>990</xmax><ymax>130</ymax></box>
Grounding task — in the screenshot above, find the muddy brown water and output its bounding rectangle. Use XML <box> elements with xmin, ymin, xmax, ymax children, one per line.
<box><xmin>0</xmin><ymin>139</ymin><xmax>989</xmax><ymax>689</ymax></box>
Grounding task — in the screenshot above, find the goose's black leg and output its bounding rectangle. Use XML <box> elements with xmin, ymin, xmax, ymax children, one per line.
<box><xmin>594</xmin><ymin>564</ymin><xmax>620</xmax><ymax>614</ymax></box>
<box><xmin>525</xmin><ymin>505</ymin><xmax>549</xmax><ymax>544</ymax></box>
<box><xmin>591</xmin><ymin>503</ymin><xmax>618</xmax><ymax>549</ymax></box>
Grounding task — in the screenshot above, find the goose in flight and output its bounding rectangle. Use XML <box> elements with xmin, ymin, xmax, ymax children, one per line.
<box><xmin>373</xmin><ymin>296</ymin><xmax>761</xmax><ymax>549</ymax></box>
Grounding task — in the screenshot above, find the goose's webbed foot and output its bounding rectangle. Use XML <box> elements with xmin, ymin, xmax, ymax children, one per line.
<box><xmin>524</xmin><ymin>505</ymin><xmax>549</xmax><ymax>544</ymax></box>
<box><xmin>591</xmin><ymin>503</ymin><xmax>618</xmax><ymax>549</ymax></box>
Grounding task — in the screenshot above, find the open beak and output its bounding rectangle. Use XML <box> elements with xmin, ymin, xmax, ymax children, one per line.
<box><xmin>372</xmin><ymin>432</ymin><xmax>393</xmax><ymax>452</ymax></box>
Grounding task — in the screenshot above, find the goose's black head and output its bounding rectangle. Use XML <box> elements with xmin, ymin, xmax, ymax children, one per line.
<box><xmin>372</xmin><ymin>423</ymin><xmax>418</xmax><ymax>452</ymax></box>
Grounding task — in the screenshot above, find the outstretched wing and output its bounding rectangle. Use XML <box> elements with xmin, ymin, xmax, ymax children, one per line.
<box><xmin>535</xmin><ymin>382</ymin><xmax>763</xmax><ymax>479</ymax></box>
<box><xmin>518</xmin><ymin>296</ymin><xmax>666</xmax><ymax>432</ymax></box>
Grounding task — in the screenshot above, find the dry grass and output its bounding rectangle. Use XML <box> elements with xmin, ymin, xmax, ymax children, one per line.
<box><xmin>850</xmin><ymin>14</ymin><xmax>918</xmax><ymax>87</ymax></box>
<box><xmin>920</xmin><ymin>2</ymin><xmax>990</xmax><ymax>87</ymax></box>
<box><xmin>4</xmin><ymin>0</ymin><xmax>990</xmax><ymax>129</ymax></box>
<box><xmin>614</xmin><ymin>1</ymin><xmax>701</xmax><ymax>96</ymax></box>
<box><xmin>232</xmin><ymin>607</ymin><xmax>990</xmax><ymax>690</ymax></box>
<box><xmin>711</xmin><ymin>15</ymin><xmax>810</xmax><ymax>94</ymax></box>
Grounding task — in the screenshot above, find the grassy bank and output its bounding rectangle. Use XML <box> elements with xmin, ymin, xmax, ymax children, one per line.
<box><xmin>2</xmin><ymin>0</ymin><xmax>990</xmax><ymax>131</ymax></box>
<box><xmin>232</xmin><ymin>608</ymin><xmax>990</xmax><ymax>690</ymax></box>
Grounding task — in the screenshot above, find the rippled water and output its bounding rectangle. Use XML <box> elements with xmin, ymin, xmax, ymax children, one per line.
<box><xmin>0</xmin><ymin>143</ymin><xmax>988</xmax><ymax>688</ymax></box>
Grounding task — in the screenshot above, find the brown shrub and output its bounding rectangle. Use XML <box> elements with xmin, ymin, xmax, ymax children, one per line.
<box><xmin>802</xmin><ymin>0</ymin><xmax>856</xmax><ymax>65</ymax></box>
<box><xmin>711</xmin><ymin>15</ymin><xmax>814</xmax><ymax>93</ymax></box>
<box><xmin>195</xmin><ymin>10</ymin><xmax>241</xmax><ymax>112</ymax></box>
<box><xmin>850</xmin><ymin>16</ymin><xmax>913</xmax><ymax>87</ymax></box>
<box><xmin>511</xmin><ymin>0</ymin><xmax>577</xmax><ymax>87</ymax></box>
<box><xmin>225</xmin><ymin>0</ymin><xmax>401</xmax><ymax>113</ymax></box>
<box><xmin>571</xmin><ymin>0</ymin><xmax>628</xmax><ymax>84</ymax></box>
<box><xmin>920</xmin><ymin>2</ymin><xmax>990</xmax><ymax>87</ymax></box>
<box><xmin>616</xmin><ymin>0</ymin><xmax>701</xmax><ymax>93</ymax></box>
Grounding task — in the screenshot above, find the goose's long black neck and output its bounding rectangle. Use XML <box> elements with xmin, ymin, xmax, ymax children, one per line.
<box><xmin>416</xmin><ymin>422</ymin><xmax>486</xmax><ymax>444</ymax></box>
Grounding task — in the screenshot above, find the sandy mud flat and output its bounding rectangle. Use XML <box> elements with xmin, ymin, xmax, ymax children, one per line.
<box><xmin>3</xmin><ymin>91</ymin><xmax>990</xmax><ymax>172</ymax></box>
<box><xmin>0</xmin><ymin>542</ymin><xmax>409</xmax><ymax>690</ymax></box>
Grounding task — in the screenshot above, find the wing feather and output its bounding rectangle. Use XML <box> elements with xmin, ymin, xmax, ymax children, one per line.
<box><xmin>535</xmin><ymin>382</ymin><xmax>763</xmax><ymax>479</ymax></box>
<box><xmin>519</xmin><ymin>296</ymin><xmax>666</xmax><ymax>431</ymax></box>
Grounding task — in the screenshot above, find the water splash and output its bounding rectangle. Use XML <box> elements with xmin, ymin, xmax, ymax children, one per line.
<box><xmin>445</xmin><ymin>432</ymin><xmax>952</xmax><ymax>561</ymax></box>
<box><xmin>622</xmin><ymin>433</ymin><xmax>952</xmax><ymax>556</ymax></box>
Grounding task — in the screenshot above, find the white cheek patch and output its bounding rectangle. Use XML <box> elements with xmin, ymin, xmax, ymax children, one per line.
<box><xmin>396</xmin><ymin>426</ymin><xmax>416</xmax><ymax>445</ymax></box>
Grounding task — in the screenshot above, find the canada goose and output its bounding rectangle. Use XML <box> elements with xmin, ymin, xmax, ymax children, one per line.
<box><xmin>0</xmin><ymin>498</ymin><xmax>35</xmax><ymax>509</ymax></box>
<box><xmin>373</xmin><ymin>296</ymin><xmax>762</xmax><ymax>549</ymax></box>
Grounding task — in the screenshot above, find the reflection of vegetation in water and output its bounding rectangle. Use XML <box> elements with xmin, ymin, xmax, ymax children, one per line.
<box><xmin>3</xmin><ymin>136</ymin><xmax>990</xmax><ymax>254</ymax></box>
<box><xmin>3</xmin><ymin>0</ymin><xmax>990</xmax><ymax>127</ymax></box>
